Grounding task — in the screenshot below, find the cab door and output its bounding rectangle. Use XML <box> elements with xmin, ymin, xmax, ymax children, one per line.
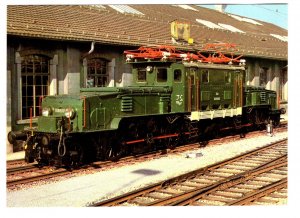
<box><xmin>186</xmin><ymin>68</ymin><xmax>200</xmax><ymax>112</ymax></box>
<box><xmin>233</xmin><ymin>70</ymin><xmax>243</xmax><ymax>108</ymax></box>
<box><xmin>170</xmin><ymin>64</ymin><xmax>186</xmax><ymax>112</ymax></box>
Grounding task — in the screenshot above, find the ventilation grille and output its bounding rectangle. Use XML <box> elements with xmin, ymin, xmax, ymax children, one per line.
<box><xmin>121</xmin><ymin>96</ymin><xmax>133</xmax><ymax>112</ymax></box>
<box><xmin>260</xmin><ymin>92</ymin><xmax>266</xmax><ymax>102</ymax></box>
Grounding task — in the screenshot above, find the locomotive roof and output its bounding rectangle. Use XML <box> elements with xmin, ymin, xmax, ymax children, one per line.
<box><xmin>7</xmin><ymin>5</ymin><xmax>287</xmax><ymax>61</ymax></box>
<box><xmin>182</xmin><ymin>62</ymin><xmax>245</xmax><ymax>70</ymax></box>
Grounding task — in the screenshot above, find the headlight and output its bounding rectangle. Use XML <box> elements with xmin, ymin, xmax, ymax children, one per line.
<box><xmin>65</xmin><ymin>107</ymin><xmax>76</xmax><ymax>119</ymax></box>
<box><xmin>42</xmin><ymin>107</ymin><xmax>52</xmax><ymax>116</ymax></box>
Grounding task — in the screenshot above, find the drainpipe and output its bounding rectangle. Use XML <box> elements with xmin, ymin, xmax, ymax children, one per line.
<box><xmin>83</xmin><ymin>41</ymin><xmax>95</xmax><ymax>58</ymax></box>
<box><xmin>83</xmin><ymin>41</ymin><xmax>95</xmax><ymax>87</ymax></box>
<box><xmin>88</xmin><ymin>41</ymin><xmax>95</xmax><ymax>55</ymax></box>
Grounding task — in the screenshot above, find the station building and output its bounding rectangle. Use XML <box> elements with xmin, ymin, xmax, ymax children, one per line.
<box><xmin>7</xmin><ymin>5</ymin><xmax>288</xmax><ymax>153</ymax></box>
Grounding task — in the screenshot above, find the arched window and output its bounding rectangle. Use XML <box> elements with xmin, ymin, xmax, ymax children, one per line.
<box><xmin>86</xmin><ymin>58</ymin><xmax>108</xmax><ymax>87</ymax></box>
<box><xmin>21</xmin><ymin>55</ymin><xmax>50</xmax><ymax>119</ymax></box>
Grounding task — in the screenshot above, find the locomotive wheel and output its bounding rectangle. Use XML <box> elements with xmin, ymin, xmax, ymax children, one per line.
<box><xmin>163</xmin><ymin>124</ymin><xmax>179</xmax><ymax>150</ymax></box>
<box><xmin>105</xmin><ymin>136</ymin><xmax>123</xmax><ymax>161</ymax></box>
<box><xmin>165</xmin><ymin>137</ymin><xmax>178</xmax><ymax>150</ymax></box>
<box><xmin>24</xmin><ymin>146</ymin><xmax>35</xmax><ymax>163</ymax></box>
<box><xmin>272</xmin><ymin>115</ymin><xmax>280</xmax><ymax>127</ymax></box>
<box><xmin>25</xmin><ymin>149</ymin><xmax>34</xmax><ymax>163</ymax></box>
<box><xmin>70</xmin><ymin>145</ymin><xmax>84</xmax><ymax>167</ymax></box>
<box><xmin>128</xmin><ymin>123</ymin><xmax>139</xmax><ymax>139</ymax></box>
<box><xmin>106</xmin><ymin>145</ymin><xmax>123</xmax><ymax>161</ymax></box>
<box><xmin>23</xmin><ymin>136</ymin><xmax>36</xmax><ymax>163</ymax></box>
<box><xmin>36</xmin><ymin>145</ymin><xmax>49</xmax><ymax>166</ymax></box>
<box><xmin>240</xmin><ymin>132</ymin><xmax>246</xmax><ymax>138</ymax></box>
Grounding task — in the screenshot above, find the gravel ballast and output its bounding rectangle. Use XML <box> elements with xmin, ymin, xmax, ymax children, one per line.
<box><xmin>7</xmin><ymin>131</ymin><xmax>288</xmax><ymax>207</ymax></box>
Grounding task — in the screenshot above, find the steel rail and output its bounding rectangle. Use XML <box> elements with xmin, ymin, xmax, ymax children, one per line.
<box><xmin>171</xmin><ymin>156</ymin><xmax>287</xmax><ymax>206</ymax></box>
<box><xmin>91</xmin><ymin>138</ymin><xmax>287</xmax><ymax>206</ymax></box>
<box><xmin>7</xmin><ymin>164</ymin><xmax>37</xmax><ymax>175</ymax></box>
<box><xmin>6</xmin><ymin>159</ymin><xmax>25</xmax><ymax>165</ymax></box>
<box><xmin>228</xmin><ymin>178</ymin><xmax>287</xmax><ymax>205</ymax></box>
<box><xmin>7</xmin><ymin>168</ymin><xmax>70</xmax><ymax>186</ymax></box>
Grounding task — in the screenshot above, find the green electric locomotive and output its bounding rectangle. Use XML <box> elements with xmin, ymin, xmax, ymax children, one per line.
<box><xmin>8</xmin><ymin>45</ymin><xmax>283</xmax><ymax>166</ymax></box>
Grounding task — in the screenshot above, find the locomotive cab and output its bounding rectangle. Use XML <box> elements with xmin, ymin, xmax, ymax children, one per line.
<box><xmin>130</xmin><ymin>61</ymin><xmax>245</xmax><ymax>117</ymax></box>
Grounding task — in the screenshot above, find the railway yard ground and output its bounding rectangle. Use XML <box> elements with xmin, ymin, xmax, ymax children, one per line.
<box><xmin>6</xmin><ymin>115</ymin><xmax>291</xmax><ymax>207</ymax></box>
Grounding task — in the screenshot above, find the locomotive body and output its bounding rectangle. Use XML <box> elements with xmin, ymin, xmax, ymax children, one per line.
<box><xmin>8</xmin><ymin>47</ymin><xmax>284</xmax><ymax>166</ymax></box>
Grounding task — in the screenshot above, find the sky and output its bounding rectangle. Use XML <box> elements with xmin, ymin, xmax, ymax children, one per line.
<box><xmin>200</xmin><ymin>4</ymin><xmax>287</xmax><ymax>29</ymax></box>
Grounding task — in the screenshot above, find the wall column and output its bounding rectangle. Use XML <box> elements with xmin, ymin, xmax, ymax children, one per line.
<box><xmin>273</xmin><ymin>63</ymin><xmax>280</xmax><ymax>92</ymax></box>
<box><xmin>245</xmin><ymin>61</ymin><xmax>253</xmax><ymax>86</ymax></box>
<box><xmin>253</xmin><ymin>61</ymin><xmax>260</xmax><ymax>86</ymax></box>
<box><xmin>66</xmin><ymin>46</ymin><xmax>81</xmax><ymax>94</ymax></box>
<box><xmin>7</xmin><ymin>68</ymin><xmax>13</xmax><ymax>153</ymax></box>
<box><xmin>49</xmin><ymin>54</ymin><xmax>58</xmax><ymax>95</ymax></box>
<box><xmin>108</xmin><ymin>58</ymin><xmax>116</xmax><ymax>87</ymax></box>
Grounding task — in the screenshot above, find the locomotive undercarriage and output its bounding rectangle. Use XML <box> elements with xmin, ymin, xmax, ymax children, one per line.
<box><xmin>23</xmin><ymin>132</ymin><xmax>85</xmax><ymax>167</ymax></box>
<box><xmin>243</xmin><ymin>106</ymin><xmax>281</xmax><ymax>129</ymax></box>
<box><xmin>22</xmin><ymin>114</ymin><xmax>198</xmax><ymax>167</ymax></box>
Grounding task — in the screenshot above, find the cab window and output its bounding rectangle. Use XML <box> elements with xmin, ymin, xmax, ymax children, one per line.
<box><xmin>209</xmin><ymin>70</ymin><xmax>223</xmax><ymax>83</ymax></box>
<box><xmin>137</xmin><ymin>68</ymin><xmax>146</xmax><ymax>82</ymax></box>
<box><xmin>157</xmin><ymin>68</ymin><xmax>168</xmax><ymax>82</ymax></box>
<box><xmin>201</xmin><ymin>70</ymin><xmax>209</xmax><ymax>83</ymax></box>
<box><xmin>224</xmin><ymin>72</ymin><xmax>231</xmax><ymax>83</ymax></box>
<box><xmin>174</xmin><ymin>69</ymin><xmax>182</xmax><ymax>82</ymax></box>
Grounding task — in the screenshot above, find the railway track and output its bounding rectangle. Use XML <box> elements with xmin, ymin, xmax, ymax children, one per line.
<box><xmin>6</xmin><ymin>159</ymin><xmax>28</xmax><ymax>169</ymax></box>
<box><xmin>6</xmin><ymin>124</ymin><xmax>288</xmax><ymax>190</ymax></box>
<box><xmin>91</xmin><ymin>138</ymin><xmax>287</xmax><ymax>206</ymax></box>
<box><xmin>6</xmin><ymin>142</ymin><xmax>204</xmax><ymax>189</ymax></box>
<box><xmin>6</xmin><ymin>167</ymin><xmax>71</xmax><ymax>187</ymax></box>
<box><xmin>7</xmin><ymin>164</ymin><xmax>37</xmax><ymax>175</ymax></box>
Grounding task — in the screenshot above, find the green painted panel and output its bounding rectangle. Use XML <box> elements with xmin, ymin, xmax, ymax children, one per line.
<box><xmin>38</xmin><ymin>116</ymin><xmax>58</xmax><ymax>133</ymax></box>
<box><xmin>224</xmin><ymin>91</ymin><xmax>232</xmax><ymax>100</ymax></box>
<box><xmin>201</xmin><ymin>91</ymin><xmax>210</xmax><ymax>101</ymax></box>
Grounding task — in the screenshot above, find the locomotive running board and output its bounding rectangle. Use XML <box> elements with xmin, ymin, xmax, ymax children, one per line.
<box><xmin>189</xmin><ymin>107</ymin><xmax>242</xmax><ymax>121</ymax></box>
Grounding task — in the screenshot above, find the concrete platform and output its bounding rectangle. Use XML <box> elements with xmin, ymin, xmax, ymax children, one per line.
<box><xmin>6</xmin><ymin>151</ymin><xmax>25</xmax><ymax>161</ymax></box>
